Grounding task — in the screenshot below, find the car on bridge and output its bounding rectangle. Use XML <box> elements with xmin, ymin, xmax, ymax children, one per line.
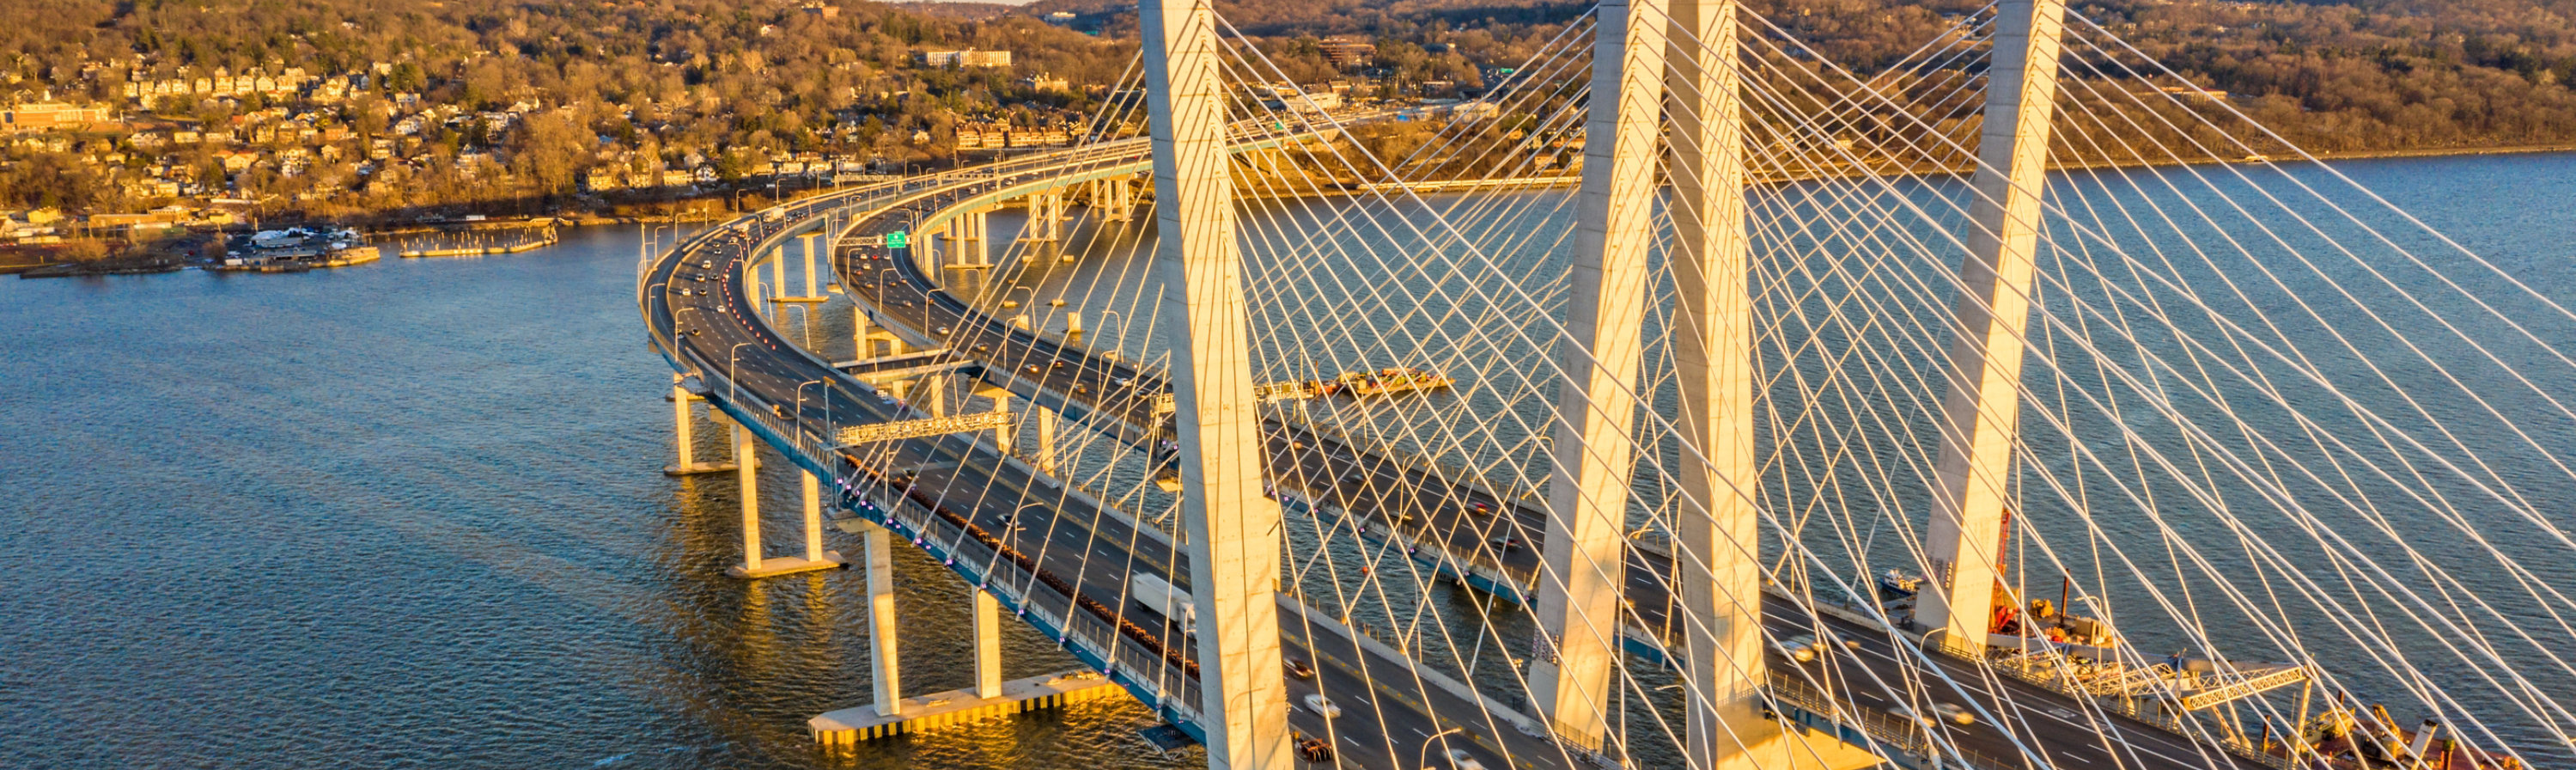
<box><xmin>1302</xmin><ymin>694</ymin><xmax>1342</xmax><ymax>718</ymax></box>
<box><xmin>1294</xmin><ymin>735</ymin><xmax>1333</xmax><ymax>762</ymax></box>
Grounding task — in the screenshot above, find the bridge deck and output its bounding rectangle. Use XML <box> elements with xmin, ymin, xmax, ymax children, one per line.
<box><xmin>642</xmin><ymin>138</ymin><xmax>2267</xmax><ymax>770</ymax></box>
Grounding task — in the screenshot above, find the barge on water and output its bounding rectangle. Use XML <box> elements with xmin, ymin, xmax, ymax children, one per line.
<box><xmin>1321</xmin><ymin>367</ymin><xmax>1455</xmax><ymax>396</ymax></box>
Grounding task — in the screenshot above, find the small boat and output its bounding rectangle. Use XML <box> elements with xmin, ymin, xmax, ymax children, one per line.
<box><xmin>1879</xmin><ymin>569</ymin><xmax>1924</xmax><ymax>596</ymax></box>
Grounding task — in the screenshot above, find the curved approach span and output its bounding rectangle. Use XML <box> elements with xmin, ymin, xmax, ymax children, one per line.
<box><xmin>640</xmin><ymin>133</ymin><xmax>2268</xmax><ymax>769</ymax></box>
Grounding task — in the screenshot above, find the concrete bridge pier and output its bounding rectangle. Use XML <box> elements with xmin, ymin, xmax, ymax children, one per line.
<box><xmin>860</xmin><ymin>519</ymin><xmax>903</xmax><ymax>715</ymax></box>
<box><xmin>921</xmin><ymin>377</ymin><xmax>947</xmax><ymax>419</ymax></box>
<box><xmin>973</xmin><ymin>590</ymin><xmax>1005</xmax><ymax>700</ymax></box>
<box><xmin>979</xmin><ymin>388</ymin><xmax>1017</xmax><ymax>449</ymax></box>
<box><xmin>1033</xmin><ymin>406</ymin><xmax>1058</xmax><ymax>475</ymax></box>
<box><xmin>1021</xmin><ymin>192</ymin><xmax>1065</xmax><ymax>242</ymax></box>
<box><xmin>1020</xmin><ymin>192</ymin><xmax>1069</xmax><ymax>264</ymax></box>
<box><xmin>775</xmin><ymin>234</ymin><xmax>829</xmax><ymax>303</ymax></box>
<box><xmin>768</xmin><ymin>247</ymin><xmax>788</xmax><ymax>302</ymax></box>
<box><xmin>967</xmin><ymin>209</ymin><xmax>992</xmax><ymax>266</ymax></box>
<box><xmin>664</xmin><ymin>372</ymin><xmax>739</xmax><ymax>475</ymax></box>
<box><xmin>1092</xmin><ymin>177</ymin><xmax>1136</xmax><ymax>223</ymax></box>
<box><xmin>942</xmin><ymin>211</ymin><xmax>998</xmax><ymax>298</ymax></box>
<box><xmin>852</xmin><ymin>307</ymin><xmax>909</xmax><ymax>360</ymax></box>
<box><xmin>811</xmin><ymin>556</ymin><xmax>1117</xmax><ymax>747</ymax></box>
<box><xmin>851</xmin><ymin>305</ymin><xmax>871</xmax><ymax>360</ymax></box>
<box><xmin>911</xmin><ymin>225</ymin><xmax>936</xmax><ymax>277</ymax></box>
<box><xmin>723</xmin><ymin>426</ymin><xmax>847</xmax><ymax>579</ymax></box>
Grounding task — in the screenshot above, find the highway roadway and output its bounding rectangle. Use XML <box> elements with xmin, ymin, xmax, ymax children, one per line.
<box><xmin>645</xmin><ymin>138</ymin><xmax>2268</xmax><ymax>769</ymax></box>
<box><xmin>643</xmin><ymin>144</ymin><xmax>1581</xmax><ymax>770</ymax></box>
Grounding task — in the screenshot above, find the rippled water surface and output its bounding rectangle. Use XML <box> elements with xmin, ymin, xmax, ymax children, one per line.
<box><xmin>3</xmin><ymin>150</ymin><xmax>2573</xmax><ymax>768</ymax></box>
<box><xmin>0</xmin><ymin>228</ymin><xmax>1197</xmax><ymax>769</ymax></box>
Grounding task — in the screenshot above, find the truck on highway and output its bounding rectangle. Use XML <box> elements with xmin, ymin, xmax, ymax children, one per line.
<box><xmin>1130</xmin><ymin>573</ymin><xmax>1196</xmax><ymax>638</ymax></box>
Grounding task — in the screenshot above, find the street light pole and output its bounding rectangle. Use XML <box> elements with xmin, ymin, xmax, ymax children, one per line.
<box><xmin>1097</xmin><ymin>309</ymin><xmax>1125</xmax><ymax>354</ymax></box>
<box><xmin>795</xmin><ymin>378</ymin><xmax>828</xmax><ymax>447</ymax></box>
<box><xmin>728</xmin><ymin>341</ymin><xmax>756</xmax><ymax>404</ymax></box>
<box><xmin>1007</xmin><ymin>502</ymin><xmax>1047</xmax><ymax>549</ymax></box>
<box><xmin>1416</xmin><ymin>726</ymin><xmax>1465</xmax><ymax>770</ymax></box>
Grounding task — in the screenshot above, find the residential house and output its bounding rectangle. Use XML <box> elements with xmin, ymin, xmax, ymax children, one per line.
<box><xmin>919</xmin><ymin>50</ymin><xmax>1012</xmax><ymax>68</ymax></box>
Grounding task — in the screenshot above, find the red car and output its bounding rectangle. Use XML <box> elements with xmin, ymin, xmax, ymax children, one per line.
<box><xmin>1295</xmin><ymin>736</ymin><xmax>1334</xmax><ymax>763</ymax></box>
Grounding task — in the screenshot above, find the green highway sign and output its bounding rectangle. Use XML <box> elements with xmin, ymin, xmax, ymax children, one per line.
<box><xmin>886</xmin><ymin>230</ymin><xmax>910</xmax><ymax>248</ymax></box>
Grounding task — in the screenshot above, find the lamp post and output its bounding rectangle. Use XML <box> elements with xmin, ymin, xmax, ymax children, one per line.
<box><xmin>1096</xmin><ymin>309</ymin><xmax>1125</xmax><ymax>355</ymax></box>
<box><xmin>728</xmin><ymin>341</ymin><xmax>756</xmax><ymax>404</ymax></box>
<box><xmin>1007</xmin><ymin>502</ymin><xmax>1047</xmax><ymax>548</ymax></box>
<box><xmin>795</xmin><ymin>378</ymin><xmax>830</xmax><ymax>448</ymax></box>
<box><xmin>1416</xmin><ymin>726</ymin><xmax>1465</xmax><ymax>770</ymax></box>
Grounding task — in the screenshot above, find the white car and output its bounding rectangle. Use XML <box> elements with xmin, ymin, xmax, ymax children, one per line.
<box><xmin>1445</xmin><ymin>748</ymin><xmax>1487</xmax><ymax>770</ymax></box>
<box><xmin>1302</xmin><ymin>694</ymin><xmax>1342</xmax><ymax>718</ymax></box>
<box><xmin>1933</xmin><ymin>702</ymin><xmax>1976</xmax><ymax>725</ymax></box>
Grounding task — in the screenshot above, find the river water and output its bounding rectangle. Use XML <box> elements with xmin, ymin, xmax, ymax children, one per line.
<box><xmin>1</xmin><ymin>151</ymin><xmax>2571</xmax><ymax>768</ymax></box>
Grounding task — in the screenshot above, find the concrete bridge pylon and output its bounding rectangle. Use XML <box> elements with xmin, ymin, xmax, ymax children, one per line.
<box><xmin>1659</xmin><ymin>0</ymin><xmax>1787</xmax><ymax>766</ymax></box>
<box><xmin>1138</xmin><ymin>0</ymin><xmax>1294</xmax><ymax>763</ymax></box>
<box><xmin>1920</xmin><ymin>0</ymin><xmax>2071</xmax><ymax>655</ymax></box>
<box><xmin>1526</xmin><ymin>0</ymin><xmax>1668</xmax><ymax>752</ymax></box>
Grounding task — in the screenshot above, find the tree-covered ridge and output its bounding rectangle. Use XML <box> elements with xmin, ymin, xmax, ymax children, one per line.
<box><xmin>1042</xmin><ymin>0</ymin><xmax>2576</xmax><ymax>153</ymax></box>
<box><xmin>3</xmin><ymin>0</ymin><xmax>2574</xmax><ymax>219</ymax></box>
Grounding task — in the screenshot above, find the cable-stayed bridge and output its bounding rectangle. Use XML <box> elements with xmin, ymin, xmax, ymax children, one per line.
<box><xmin>634</xmin><ymin>1</ymin><xmax>2576</xmax><ymax>768</ymax></box>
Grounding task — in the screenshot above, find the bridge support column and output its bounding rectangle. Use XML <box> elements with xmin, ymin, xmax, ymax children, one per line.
<box><xmin>723</xmin><ymin>435</ymin><xmax>845</xmax><ymax>579</ymax></box>
<box><xmin>859</xmin><ymin>520</ymin><xmax>904</xmax><ymax>717</ymax></box>
<box><xmin>987</xmin><ymin>391</ymin><xmax>1017</xmax><ymax>450</ymax></box>
<box><xmin>969</xmin><ymin>210</ymin><xmax>992</xmax><ymax>267</ymax></box>
<box><xmin>1034</xmin><ymin>406</ymin><xmax>1058</xmax><ymax>475</ymax></box>
<box><xmin>1921</xmin><ymin>0</ymin><xmax>2069</xmax><ymax>655</ymax></box>
<box><xmin>664</xmin><ymin>373</ymin><xmax>736</xmax><ymax>475</ymax></box>
<box><xmin>798</xmin><ymin>233</ymin><xmax>824</xmax><ymax>300</ymax></box>
<box><xmin>973</xmin><ymin>590</ymin><xmax>1005</xmax><ymax>700</ymax></box>
<box><xmin>852</xmin><ymin>306</ymin><xmax>871</xmax><ymax>360</ymax></box>
<box><xmin>726</xmin><ymin>412</ymin><xmax>755</xmax><ymax>470</ymax></box>
<box><xmin>732</xmin><ymin>424</ymin><xmax>764</xmax><ymax>575</ymax></box>
<box><xmin>1664</xmin><ymin>0</ymin><xmax>1773</xmax><ymax>766</ymax></box>
<box><xmin>1141</xmin><ymin>0</ymin><xmax>1294</xmax><ymax>762</ymax></box>
<box><xmin>1099</xmin><ymin>177</ymin><xmax>1135</xmax><ymax>223</ymax></box>
<box><xmin>913</xmin><ymin>227</ymin><xmax>935</xmax><ymax>278</ymax></box>
<box><xmin>1528</xmin><ymin>0</ymin><xmax>1666</xmax><ymax>752</ymax></box>
<box><xmin>917</xmin><ymin>377</ymin><xmax>946</xmax><ymax>419</ymax></box>
<box><xmin>770</xmin><ymin>247</ymin><xmax>788</xmax><ymax>302</ymax></box>
<box><xmin>801</xmin><ymin>472</ymin><xmax>836</xmax><ymax>564</ymax></box>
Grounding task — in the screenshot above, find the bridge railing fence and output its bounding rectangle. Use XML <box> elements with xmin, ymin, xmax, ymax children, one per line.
<box><xmin>1769</xmin><ymin>677</ymin><xmax>2029</xmax><ymax>770</ymax></box>
<box><xmin>853</xmin><ymin>435</ymin><xmax>1208</xmax><ymax>718</ymax></box>
<box><xmin>680</xmin><ymin>344</ymin><xmax>1217</xmax><ymax>722</ymax></box>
